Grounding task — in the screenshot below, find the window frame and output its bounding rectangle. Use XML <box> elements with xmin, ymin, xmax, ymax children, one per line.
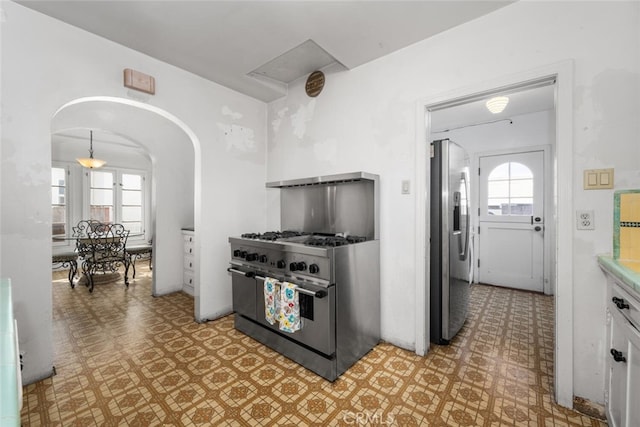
<box><xmin>51</xmin><ymin>162</ymin><xmax>71</xmax><ymax>247</ymax></box>
<box><xmin>82</xmin><ymin>167</ymin><xmax>148</xmax><ymax>243</ymax></box>
<box><xmin>51</xmin><ymin>163</ymin><xmax>150</xmax><ymax>251</ymax></box>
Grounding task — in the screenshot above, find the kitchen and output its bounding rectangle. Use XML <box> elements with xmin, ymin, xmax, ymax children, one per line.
<box><xmin>1</xmin><ymin>0</ymin><xmax>639</xmax><ymax>425</ymax></box>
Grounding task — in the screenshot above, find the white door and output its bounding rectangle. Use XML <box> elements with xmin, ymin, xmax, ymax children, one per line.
<box><xmin>478</xmin><ymin>150</ymin><xmax>544</xmax><ymax>292</ymax></box>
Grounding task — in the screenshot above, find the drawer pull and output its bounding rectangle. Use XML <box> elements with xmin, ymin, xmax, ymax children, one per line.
<box><xmin>610</xmin><ymin>348</ymin><xmax>626</xmax><ymax>363</ymax></box>
<box><xmin>612</xmin><ymin>297</ymin><xmax>630</xmax><ymax>310</ymax></box>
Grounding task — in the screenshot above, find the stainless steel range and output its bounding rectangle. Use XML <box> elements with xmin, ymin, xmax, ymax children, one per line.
<box><xmin>228</xmin><ymin>172</ymin><xmax>380</xmax><ymax>381</ymax></box>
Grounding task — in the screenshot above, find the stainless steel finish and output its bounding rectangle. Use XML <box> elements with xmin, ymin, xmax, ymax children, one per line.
<box><xmin>334</xmin><ymin>241</ymin><xmax>380</xmax><ymax>375</ymax></box>
<box><xmin>228</xmin><ymin>237</ymin><xmax>379</xmax><ymax>380</ymax></box>
<box><xmin>230</xmin><ymin>171</ymin><xmax>380</xmax><ymax>381</ymax></box>
<box><xmin>268</xmin><ymin>172</ymin><xmax>380</xmax><ymax>240</ymax></box>
<box><xmin>253</xmin><ymin>275</ymin><xmax>325</xmax><ymax>298</ymax></box>
<box><xmin>266</xmin><ymin>171</ymin><xmax>378</xmax><ymax>188</ymax></box>
<box><xmin>253</xmin><ymin>273</ymin><xmax>336</xmax><ymax>356</ymax></box>
<box><xmin>430</xmin><ymin>139</ymin><xmax>470</xmax><ymax>344</ymax></box>
<box><xmin>228</xmin><ymin>267</ymin><xmax>250</xmax><ymax>276</ymax></box>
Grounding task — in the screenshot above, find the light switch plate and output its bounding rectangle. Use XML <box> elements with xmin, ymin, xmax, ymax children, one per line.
<box><xmin>401</xmin><ymin>180</ymin><xmax>410</xmax><ymax>195</ymax></box>
<box><xmin>583</xmin><ymin>168</ymin><xmax>614</xmax><ymax>190</ymax></box>
<box><xmin>576</xmin><ymin>210</ymin><xmax>595</xmax><ymax>230</ymax></box>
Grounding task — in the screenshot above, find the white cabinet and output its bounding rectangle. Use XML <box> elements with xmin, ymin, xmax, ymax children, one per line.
<box><xmin>605</xmin><ymin>280</ymin><xmax>640</xmax><ymax>427</ymax></box>
<box><xmin>182</xmin><ymin>229</ymin><xmax>195</xmax><ymax>296</ymax></box>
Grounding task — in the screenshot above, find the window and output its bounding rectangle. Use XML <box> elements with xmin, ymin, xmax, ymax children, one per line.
<box><xmin>86</xmin><ymin>169</ymin><xmax>146</xmax><ymax>237</ymax></box>
<box><xmin>51</xmin><ymin>166</ymin><xmax>68</xmax><ymax>240</ymax></box>
<box><xmin>487</xmin><ymin>162</ymin><xmax>533</xmax><ymax>216</ymax></box>
<box><xmin>121</xmin><ymin>173</ymin><xmax>143</xmax><ymax>233</ymax></box>
<box><xmin>89</xmin><ymin>170</ymin><xmax>114</xmax><ymax>223</ymax></box>
<box><xmin>51</xmin><ymin>165</ymin><xmax>148</xmax><ymax>246</ymax></box>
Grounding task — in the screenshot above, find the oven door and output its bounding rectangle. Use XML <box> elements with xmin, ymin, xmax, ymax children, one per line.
<box><xmin>228</xmin><ymin>265</ymin><xmax>257</xmax><ymax>320</ymax></box>
<box><xmin>255</xmin><ymin>275</ymin><xmax>335</xmax><ymax>356</ymax></box>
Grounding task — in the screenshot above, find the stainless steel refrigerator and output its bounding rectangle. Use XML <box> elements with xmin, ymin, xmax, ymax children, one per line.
<box><xmin>430</xmin><ymin>139</ymin><xmax>471</xmax><ymax>344</ymax></box>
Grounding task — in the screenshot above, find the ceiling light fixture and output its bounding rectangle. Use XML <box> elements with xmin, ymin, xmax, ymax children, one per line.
<box><xmin>76</xmin><ymin>130</ymin><xmax>106</xmax><ymax>169</ymax></box>
<box><xmin>486</xmin><ymin>96</ymin><xmax>509</xmax><ymax>114</ymax></box>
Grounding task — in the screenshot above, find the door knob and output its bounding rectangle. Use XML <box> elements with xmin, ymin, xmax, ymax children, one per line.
<box><xmin>534</xmin><ymin>226</ymin><xmax>542</xmax><ymax>232</ymax></box>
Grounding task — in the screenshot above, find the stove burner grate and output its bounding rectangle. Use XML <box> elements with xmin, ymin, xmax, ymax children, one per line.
<box><xmin>240</xmin><ymin>230</ymin><xmax>309</xmax><ymax>241</ymax></box>
<box><xmin>304</xmin><ymin>235</ymin><xmax>367</xmax><ymax>247</ymax></box>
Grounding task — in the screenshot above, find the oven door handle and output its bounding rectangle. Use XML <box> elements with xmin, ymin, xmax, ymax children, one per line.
<box><xmin>254</xmin><ymin>274</ymin><xmax>327</xmax><ymax>299</ymax></box>
<box><xmin>227</xmin><ymin>267</ymin><xmax>255</xmax><ymax>278</ymax></box>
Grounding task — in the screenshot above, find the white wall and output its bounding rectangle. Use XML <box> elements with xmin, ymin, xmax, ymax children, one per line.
<box><xmin>1</xmin><ymin>2</ymin><xmax>267</xmax><ymax>384</ymax></box>
<box><xmin>266</xmin><ymin>1</ymin><xmax>640</xmax><ymax>403</ymax></box>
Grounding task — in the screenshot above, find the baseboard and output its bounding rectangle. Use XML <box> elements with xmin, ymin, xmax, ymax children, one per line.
<box><xmin>573</xmin><ymin>396</ymin><xmax>605</xmax><ymax>420</ymax></box>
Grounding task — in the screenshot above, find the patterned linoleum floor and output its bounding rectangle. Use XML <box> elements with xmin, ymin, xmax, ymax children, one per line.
<box><xmin>21</xmin><ymin>267</ymin><xmax>606</xmax><ymax>426</ymax></box>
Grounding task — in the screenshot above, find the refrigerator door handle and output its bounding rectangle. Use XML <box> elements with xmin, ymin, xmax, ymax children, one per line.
<box><xmin>457</xmin><ymin>172</ymin><xmax>470</xmax><ymax>261</ymax></box>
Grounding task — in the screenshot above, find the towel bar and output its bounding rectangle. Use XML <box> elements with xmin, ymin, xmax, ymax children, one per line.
<box><xmin>254</xmin><ymin>275</ymin><xmax>326</xmax><ymax>298</ymax></box>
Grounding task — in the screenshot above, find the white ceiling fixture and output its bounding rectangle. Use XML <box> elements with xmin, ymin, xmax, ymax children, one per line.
<box><xmin>486</xmin><ymin>96</ymin><xmax>510</xmax><ymax>114</ymax></box>
<box><xmin>16</xmin><ymin>1</ymin><xmax>514</xmax><ymax>102</ymax></box>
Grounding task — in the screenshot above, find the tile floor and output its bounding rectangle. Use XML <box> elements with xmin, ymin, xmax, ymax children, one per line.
<box><xmin>21</xmin><ymin>268</ymin><xmax>606</xmax><ymax>426</ymax></box>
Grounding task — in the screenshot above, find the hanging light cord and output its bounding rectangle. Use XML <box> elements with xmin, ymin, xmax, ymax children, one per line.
<box><xmin>432</xmin><ymin>118</ymin><xmax>513</xmax><ymax>134</ymax></box>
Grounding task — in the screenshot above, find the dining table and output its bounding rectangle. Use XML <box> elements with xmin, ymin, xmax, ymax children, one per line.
<box><xmin>53</xmin><ymin>232</ymin><xmax>145</xmax><ymax>288</ymax></box>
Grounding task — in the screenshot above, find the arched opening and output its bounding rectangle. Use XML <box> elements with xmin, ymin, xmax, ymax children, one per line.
<box><xmin>50</xmin><ymin>96</ymin><xmax>200</xmax><ymax>300</ymax></box>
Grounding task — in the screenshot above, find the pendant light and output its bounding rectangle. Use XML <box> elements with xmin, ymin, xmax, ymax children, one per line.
<box><xmin>76</xmin><ymin>130</ymin><xmax>106</xmax><ymax>169</ymax></box>
<box><xmin>485</xmin><ymin>96</ymin><xmax>509</xmax><ymax>114</ymax></box>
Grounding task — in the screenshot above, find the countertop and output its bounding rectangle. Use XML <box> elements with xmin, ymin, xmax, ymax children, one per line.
<box><xmin>0</xmin><ymin>278</ymin><xmax>21</xmax><ymax>426</ymax></box>
<box><xmin>598</xmin><ymin>255</ymin><xmax>640</xmax><ymax>297</ymax></box>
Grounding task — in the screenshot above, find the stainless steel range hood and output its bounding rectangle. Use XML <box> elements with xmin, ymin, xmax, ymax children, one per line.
<box><xmin>266</xmin><ymin>171</ymin><xmax>380</xmax><ymax>240</ymax></box>
<box><xmin>266</xmin><ymin>171</ymin><xmax>378</xmax><ymax>188</ymax></box>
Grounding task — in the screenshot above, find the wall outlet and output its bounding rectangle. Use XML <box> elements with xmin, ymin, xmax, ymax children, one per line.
<box><xmin>576</xmin><ymin>210</ymin><xmax>595</xmax><ymax>230</ymax></box>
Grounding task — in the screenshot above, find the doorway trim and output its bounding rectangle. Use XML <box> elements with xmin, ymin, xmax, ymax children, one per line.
<box><xmin>414</xmin><ymin>60</ymin><xmax>574</xmax><ymax>407</ymax></box>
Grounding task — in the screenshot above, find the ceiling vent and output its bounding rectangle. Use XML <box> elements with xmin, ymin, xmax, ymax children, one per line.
<box><xmin>247</xmin><ymin>39</ymin><xmax>346</xmax><ymax>94</ymax></box>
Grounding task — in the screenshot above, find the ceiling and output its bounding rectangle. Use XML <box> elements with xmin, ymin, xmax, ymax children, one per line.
<box><xmin>431</xmin><ymin>82</ymin><xmax>556</xmax><ymax>133</ymax></box>
<box><xmin>16</xmin><ymin>0</ymin><xmax>514</xmax><ymax>102</ymax></box>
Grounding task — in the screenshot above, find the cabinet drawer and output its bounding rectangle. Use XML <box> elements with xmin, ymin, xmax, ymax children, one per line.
<box><xmin>183</xmin><ymin>241</ymin><xmax>194</xmax><ymax>256</ymax></box>
<box><xmin>610</xmin><ymin>284</ymin><xmax>640</xmax><ymax>329</ymax></box>
<box><xmin>183</xmin><ymin>270</ymin><xmax>195</xmax><ymax>287</ymax></box>
<box><xmin>183</xmin><ymin>255</ymin><xmax>195</xmax><ymax>271</ymax></box>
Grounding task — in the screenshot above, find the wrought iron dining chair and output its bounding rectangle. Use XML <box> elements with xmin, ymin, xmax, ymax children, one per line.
<box><xmin>74</xmin><ymin>221</ymin><xmax>131</xmax><ymax>292</ymax></box>
<box><xmin>126</xmin><ymin>241</ymin><xmax>152</xmax><ymax>279</ymax></box>
<box><xmin>51</xmin><ymin>252</ymin><xmax>78</xmax><ymax>288</ymax></box>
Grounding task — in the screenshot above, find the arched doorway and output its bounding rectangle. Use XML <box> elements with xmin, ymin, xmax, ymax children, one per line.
<box><xmin>51</xmin><ymin>97</ymin><xmax>200</xmax><ymax>301</ymax></box>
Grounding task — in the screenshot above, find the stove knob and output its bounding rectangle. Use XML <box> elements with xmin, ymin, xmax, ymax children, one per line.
<box><xmin>289</xmin><ymin>262</ymin><xmax>298</xmax><ymax>271</ymax></box>
<box><xmin>309</xmin><ymin>264</ymin><xmax>319</xmax><ymax>274</ymax></box>
<box><xmin>277</xmin><ymin>260</ymin><xmax>286</xmax><ymax>269</ymax></box>
<box><xmin>296</xmin><ymin>262</ymin><xmax>307</xmax><ymax>271</ymax></box>
<box><xmin>259</xmin><ymin>255</ymin><xmax>268</xmax><ymax>263</ymax></box>
<box><xmin>240</xmin><ymin>251</ymin><xmax>247</xmax><ymax>259</ymax></box>
<box><xmin>246</xmin><ymin>253</ymin><xmax>258</xmax><ymax>261</ymax></box>
<box><xmin>233</xmin><ymin>249</ymin><xmax>241</xmax><ymax>258</ymax></box>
